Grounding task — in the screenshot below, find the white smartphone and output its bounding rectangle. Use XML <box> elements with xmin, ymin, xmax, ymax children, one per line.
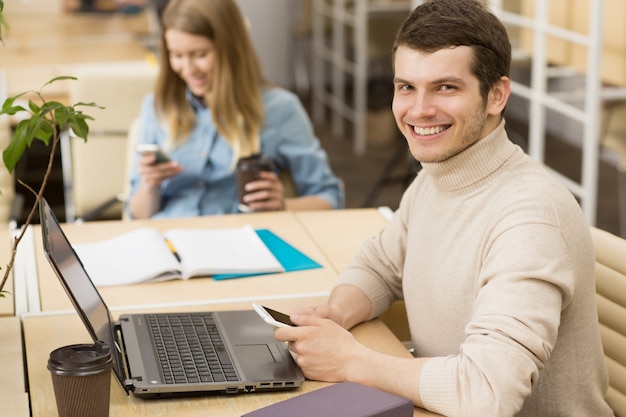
<box><xmin>252</xmin><ymin>303</ymin><xmax>296</xmax><ymax>328</ymax></box>
<box><xmin>136</xmin><ymin>143</ymin><xmax>171</xmax><ymax>164</ymax></box>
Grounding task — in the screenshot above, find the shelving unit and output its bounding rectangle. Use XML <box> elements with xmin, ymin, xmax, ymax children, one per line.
<box><xmin>310</xmin><ymin>0</ymin><xmax>414</xmax><ymax>155</ymax></box>
<box><xmin>490</xmin><ymin>0</ymin><xmax>626</xmax><ymax>229</ymax></box>
<box><xmin>488</xmin><ymin>0</ymin><xmax>603</xmax><ymax>226</ymax></box>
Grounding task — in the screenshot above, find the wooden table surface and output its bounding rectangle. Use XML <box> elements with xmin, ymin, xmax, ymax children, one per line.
<box><xmin>32</xmin><ymin>211</ymin><xmax>338</xmax><ymax>312</ymax></box>
<box><xmin>23</xmin><ymin>298</ymin><xmax>439</xmax><ymax>417</ymax></box>
<box><xmin>0</xmin><ymin>316</ymin><xmax>29</xmax><ymax>417</ymax></box>
<box><xmin>0</xmin><ymin>10</ymin><xmax>152</xmax><ymax>102</ymax></box>
<box><xmin>294</xmin><ymin>208</ymin><xmax>389</xmax><ymax>272</ymax></box>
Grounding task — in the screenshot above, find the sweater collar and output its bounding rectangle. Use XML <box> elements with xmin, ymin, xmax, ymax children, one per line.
<box><xmin>420</xmin><ymin>119</ymin><xmax>516</xmax><ymax>193</ymax></box>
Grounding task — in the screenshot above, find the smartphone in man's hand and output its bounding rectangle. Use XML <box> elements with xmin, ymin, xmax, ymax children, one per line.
<box><xmin>252</xmin><ymin>303</ymin><xmax>296</xmax><ymax>328</ymax></box>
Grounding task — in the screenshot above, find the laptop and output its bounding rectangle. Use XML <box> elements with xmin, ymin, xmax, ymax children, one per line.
<box><xmin>38</xmin><ymin>198</ymin><xmax>304</xmax><ymax>398</ymax></box>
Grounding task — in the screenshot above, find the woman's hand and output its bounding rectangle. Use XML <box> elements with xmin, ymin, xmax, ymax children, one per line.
<box><xmin>129</xmin><ymin>153</ymin><xmax>183</xmax><ymax>219</ymax></box>
<box><xmin>138</xmin><ymin>152</ymin><xmax>184</xmax><ymax>186</ymax></box>
<box><xmin>242</xmin><ymin>170</ymin><xmax>286</xmax><ymax>211</ymax></box>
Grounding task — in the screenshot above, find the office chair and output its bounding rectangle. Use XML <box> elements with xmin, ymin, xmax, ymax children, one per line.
<box><xmin>62</xmin><ymin>61</ymin><xmax>157</xmax><ymax>222</ymax></box>
<box><xmin>600</xmin><ymin>101</ymin><xmax>626</xmax><ymax>238</ymax></box>
<box><xmin>591</xmin><ymin>226</ymin><xmax>626</xmax><ymax>417</ymax></box>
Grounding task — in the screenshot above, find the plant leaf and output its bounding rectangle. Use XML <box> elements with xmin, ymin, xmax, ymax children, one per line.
<box><xmin>28</xmin><ymin>100</ymin><xmax>41</xmax><ymax>114</ymax></box>
<box><xmin>68</xmin><ymin>115</ymin><xmax>91</xmax><ymax>139</ymax></box>
<box><xmin>23</xmin><ymin>116</ymin><xmax>52</xmax><ymax>144</ymax></box>
<box><xmin>1</xmin><ymin>96</ymin><xmax>17</xmax><ymax>112</ymax></box>
<box><xmin>50</xmin><ymin>104</ymin><xmax>71</xmax><ymax>127</ymax></box>
<box><xmin>3</xmin><ymin>125</ymin><xmax>29</xmax><ymax>173</ymax></box>
<box><xmin>75</xmin><ymin>101</ymin><xmax>105</xmax><ymax>109</ymax></box>
<box><xmin>43</xmin><ymin>76</ymin><xmax>77</xmax><ymax>87</ymax></box>
<box><xmin>33</xmin><ymin>120</ymin><xmax>54</xmax><ymax>142</ymax></box>
<box><xmin>1</xmin><ymin>95</ymin><xmax>29</xmax><ymax>116</ymax></box>
<box><xmin>0</xmin><ymin>1</ymin><xmax>6</xmax><ymax>45</ymax></box>
<box><xmin>0</xmin><ymin>104</ymin><xmax>27</xmax><ymax>117</ymax></box>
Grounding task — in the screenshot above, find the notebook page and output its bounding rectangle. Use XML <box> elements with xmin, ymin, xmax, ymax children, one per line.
<box><xmin>73</xmin><ymin>228</ymin><xmax>182</xmax><ymax>286</ymax></box>
<box><xmin>163</xmin><ymin>225</ymin><xmax>284</xmax><ymax>278</ymax></box>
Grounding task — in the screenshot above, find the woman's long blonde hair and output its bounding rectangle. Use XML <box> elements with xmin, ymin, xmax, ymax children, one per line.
<box><xmin>156</xmin><ymin>0</ymin><xmax>267</xmax><ymax>163</ymax></box>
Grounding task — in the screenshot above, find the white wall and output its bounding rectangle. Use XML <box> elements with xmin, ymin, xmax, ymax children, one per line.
<box><xmin>235</xmin><ymin>0</ymin><xmax>295</xmax><ymax>89</ymax></box>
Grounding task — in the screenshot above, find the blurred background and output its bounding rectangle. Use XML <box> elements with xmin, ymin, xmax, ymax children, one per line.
<box><xmin>0</xmin><ymin>0</ymin><xmax>623</xmax><ymax>238</ymax></box>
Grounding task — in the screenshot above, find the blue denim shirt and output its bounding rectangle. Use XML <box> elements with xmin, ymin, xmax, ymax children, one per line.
<box><xmin>127</xmin><ymin>87</ymin><xmax>344</xmax><ymax>219</ymax></box>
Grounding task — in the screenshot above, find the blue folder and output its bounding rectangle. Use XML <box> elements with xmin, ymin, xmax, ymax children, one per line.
<box><xmin>212</xmin><ymin>229</ymin><xmax>322</xmax><ymax>280</ymax></box>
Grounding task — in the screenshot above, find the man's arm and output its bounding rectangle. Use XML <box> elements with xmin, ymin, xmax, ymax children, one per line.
<box><xmin>276</xmin><ymin>297</ymin><xmax>429</xmax><ymax>408</ymax></box>
<box><xmin>326</xmin><ymin>284</ymin><xmax>373</xmax><ymax>329</ymax></box>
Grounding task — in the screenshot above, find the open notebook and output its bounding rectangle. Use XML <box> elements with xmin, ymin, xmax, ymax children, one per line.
<box><xmin>72</xmin><ymin>225</ymin><xmax>322</xmax><ymax>286</ymax></box>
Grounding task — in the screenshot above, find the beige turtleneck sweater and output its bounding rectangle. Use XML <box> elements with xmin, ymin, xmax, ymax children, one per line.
<box><xmin>336</xmin><ymin>120</ymin><xmax>613</xmax><ymax>417</ymax></box>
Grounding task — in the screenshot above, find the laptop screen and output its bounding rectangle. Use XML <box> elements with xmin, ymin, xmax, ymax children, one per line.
<box><xmin>39</xmin><ymin>198</ymin><xmax>127</xmax><ymax>388</ymax></box>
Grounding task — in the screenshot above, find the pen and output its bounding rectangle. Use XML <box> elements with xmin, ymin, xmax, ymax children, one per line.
<box><xmin>165</xmin><ymin>239</ymin><xmax>182</xmax><ymax>262</ymax></box>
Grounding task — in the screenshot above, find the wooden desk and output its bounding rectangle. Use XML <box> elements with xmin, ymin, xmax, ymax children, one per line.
<box><xmin>32</xmin><ymin>211</ymin><xmax>338</xmax><ymax>312</ymax></box>
<box><xmin>0</xmin><ymin>316</ymin><xmax>29</xmax><ymax>416</ymax></box>
<box><xmin>23</xmin><ymin>209</ymin><xmax>439</xmax><ymax>416</ymax></box>
<box><xmin>296</xmin><ymin>208</ymin><xmax>412</xmax><ymax>341</ymax></box>
<box><xmin>0</xmin><ymin>393</ymin><xmax>29</xmax><ymax>417</ymax></box>
<box><xmin>23</xmin><ymin>299</ymin><xmax>438</xmax><ymax>417</ymax></box>
<box><xmin>295</xmin><ymin>208</ymin><xmax>390</xmax><ymax>272</ymax></box>
<box><xmin>2</xmin><ymin>12</ymin><xmax>153</xmax><ymax>41</ymax></box>
<box><xmin>0</xmin><ymin>11</ymin><xmax>152</xmax><ymax>103</ymax></box>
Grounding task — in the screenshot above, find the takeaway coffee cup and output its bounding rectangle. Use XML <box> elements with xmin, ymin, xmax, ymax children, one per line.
<box><xmin>48</xmin><ymin>341</ymin><xmax>113</xmax><ymax>417</ymax></box>
<box><xmin>236</xmin><ymin>153</ymin><xmax>276</xmax><ymax>212</ymax></box>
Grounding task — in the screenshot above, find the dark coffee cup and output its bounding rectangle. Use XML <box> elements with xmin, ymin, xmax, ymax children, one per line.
<box><xmin>236</xmin><ymin>153</ymin><xmax>275</xmax><ymax>212</ymax></box>
<box><xmin>48</xmin><ymin>341</ymin><xmax>113</xmax><ymax>417</ymax></box>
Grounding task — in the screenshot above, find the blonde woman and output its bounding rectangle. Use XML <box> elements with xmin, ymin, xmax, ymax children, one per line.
<box><xmin>127</xmin><ymin>0</ymin><xmax>343</xmax><ymax>219</ymax></box>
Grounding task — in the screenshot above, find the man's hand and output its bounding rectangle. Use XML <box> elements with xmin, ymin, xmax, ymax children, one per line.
<box><xmin>274</xmin><ymin>314</ymin><xmax>369</xmax><ymax>382</ymax></box>
<box><xmin>293</xmin><ymin>305</ymin><xmax>348</xmax><ymax>328</ymax></box>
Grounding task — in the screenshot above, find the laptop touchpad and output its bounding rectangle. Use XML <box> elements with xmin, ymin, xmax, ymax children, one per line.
<box><xmin>234</xmin><ymin>344</ymin><xmax>291</xmax><ymax>380</ymax></box>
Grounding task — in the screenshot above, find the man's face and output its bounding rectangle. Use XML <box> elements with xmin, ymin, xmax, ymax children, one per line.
<box><xmin>392</xmin><ymin>45</ymin><xmax>504</xmax><ymax>163</ymax></box>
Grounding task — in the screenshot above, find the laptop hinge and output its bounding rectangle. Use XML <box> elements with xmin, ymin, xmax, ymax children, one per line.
<box><xmin>114</xmin><ymin>320</ymin><xmax>135</xmax><ymax>394</ymax></box>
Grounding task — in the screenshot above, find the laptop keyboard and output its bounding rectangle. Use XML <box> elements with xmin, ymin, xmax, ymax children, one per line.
<box><xmin>147</xmin><ymin>313</ymin><xmax>240</xmax><ymax>384</ymax></box>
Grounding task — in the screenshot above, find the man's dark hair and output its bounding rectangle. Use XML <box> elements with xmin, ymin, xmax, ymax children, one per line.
<box><xmin>392</xmin><ymin>0</ymin><xmax>511</xmax><ymax>101</ymax></box>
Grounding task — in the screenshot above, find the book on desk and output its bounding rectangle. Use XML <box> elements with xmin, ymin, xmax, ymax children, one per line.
<box><xmin>72</xmin><ymin>225</ymin><xmax>321</xmax><ymax>287</ymax></box>
<box><xmin>242</xmin><ymin>381</ymin><xmax>413</xmax><ymax>417</ymax></box>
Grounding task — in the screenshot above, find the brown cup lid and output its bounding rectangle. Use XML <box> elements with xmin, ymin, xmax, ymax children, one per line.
<box><xmin>48</xmin><ymin>341</ymin><xmax>112</xmax><ymax>376</ymax></box>
<box><xmin>237</xmin><ymin>153</ymin><xmax>275</xmax><ymax>172</ymax></box>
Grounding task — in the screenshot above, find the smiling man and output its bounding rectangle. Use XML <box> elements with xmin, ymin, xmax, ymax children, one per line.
<box><xmin>275</xmin><ymin>1</ymin><xmax>615</xmax><ymax>416</ymax></box>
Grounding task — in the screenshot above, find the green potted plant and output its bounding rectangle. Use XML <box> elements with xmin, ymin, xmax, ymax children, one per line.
<box><xmin>0</xmin><ymin>0</ymin><xmax>99</xmax><ymax>298</ymax></box>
